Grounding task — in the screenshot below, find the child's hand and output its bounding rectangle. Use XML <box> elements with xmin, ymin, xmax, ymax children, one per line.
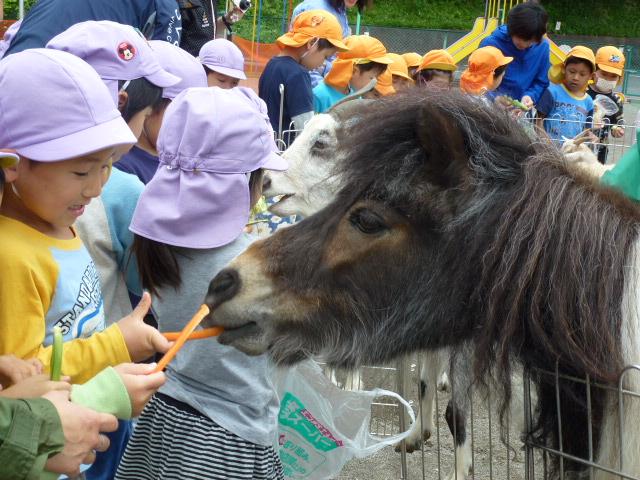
<box><xmin>113</xmin><ymin>363</ymin><xmax>166</xmax><ymax>416</ymax></box>
<box><xmin>116</xmin><ymin>292</ymin><xmax>172</xmax><ymax>362</ymax></box>
<box><xmin>0</xmin><ymin>354</ymin><xmax>43</xmax><ymax>387</ymax></box>
<box><xmin>0</xmin><ymin>373</ymin><xmax>70</xmax><ymax>399</ymax></box>
<box><xmin>520</xmin><ymin>95</ymin><xmax>534</xmax><ymax>110</ymax></box>
<box><xmin>611</xmin><ymin>125</ymin><xmax>625</xmax><ymax>138</ymax></box>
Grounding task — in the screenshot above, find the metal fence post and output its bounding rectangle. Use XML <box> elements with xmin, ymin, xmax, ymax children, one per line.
<box><xmin>396</xmin><ymin>356</ymin><xmax>409</xmax><ymax>479</ymax></box>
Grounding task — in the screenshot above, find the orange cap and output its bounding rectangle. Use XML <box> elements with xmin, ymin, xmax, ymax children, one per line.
<box><xmin>460</xmin><ymin>46</ymin><xmax>513</xmax><ymax>94</ymax></box>
<box><xmin>387</xmin><ymin>53</ymin><xmax>413</xmax><ymax>81</ymax></box>
<box><xmin>374</xmin><ymin>69</ymin><xmax>395</xmax><ymax>96</ymax></box>
<box><xmin>276</xmin><ymin>10</ymin><xmax>349</xmax><ymax>51</ymax></box>
<box><xmin>595</xmin><ymin>46</ymin><xmax>625</xmax><ymax>77</ymax></box>
<box><xmin>325</xmin><ymin>35</ymin><xmax>392</xmax><ymax>89</ymax></box>
<box><xmin>548</xmin><ymin>45</ymin><xmax>595</xmax><ymax>84</ymax></box>
<box><xmin>402</xmin><ymin>52</ymin><xmax>422</xmax><ymax>68</ymax></box>
<box><xmin>418</xmin><ymin>49</ymin><xmax>457</xmax><ymax>72</ymax></box>
<box><xmin>336</xmin><ymin>35</ymin><xmax>393</xmax><ymax>64</ymax></box>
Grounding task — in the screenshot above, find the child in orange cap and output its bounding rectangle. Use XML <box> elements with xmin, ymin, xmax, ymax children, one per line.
<box><xmin>416</xmin><ymin>49</ymin><xmax>457</xmax><ymax>91</ymax></box>
<box><xmin>460</xmin><ymin>46</ymin><xmax>513</xmax><ymax>101</ymax></box>
<box><xmin>313</xmin><ymin>34</ymin><xmax>392</xmax><ymax>112</ymax></box>
<box><xmin>402</xmin><ymin>51</ymin><xmax>422</xmax><ymax>78</ymax></box>
<box><xmin>259</xmin><ymin>10</ymin><xmax>348</xmax><ymax>137</ymax></box>
<box><xmin>536</xmin><ymin>46</ymin><xmax>596</xmax><ymax>146</ymax></box>
<box><xmin>363</xmin><ymin>69</ymin><xmax>395</xmax><ymax>98</ymax></box>
<box><xmin>387</xmin><ymin>53</ymin><xmax>414</xmax><ymax>92</ymax></box>
<box><xmin>587</xmin><ymin>46</ymin><xmax>626</xmax><ymax>164</ymax></box>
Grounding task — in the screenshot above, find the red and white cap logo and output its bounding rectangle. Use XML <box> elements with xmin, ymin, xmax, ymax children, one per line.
<box><xmin>117</xmin><ymin>42</ymin><xmax>136</xmax><ymax>61</ymax></box>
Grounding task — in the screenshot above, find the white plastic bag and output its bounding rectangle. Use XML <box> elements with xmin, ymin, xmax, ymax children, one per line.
<box><xmin>273</xmin><ymin>360</ymin><xmax>415</xmax><ymax>479</ymax></box>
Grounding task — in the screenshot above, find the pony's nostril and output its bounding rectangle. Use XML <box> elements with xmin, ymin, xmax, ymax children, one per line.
<box><xmin>207</xmin><ymin>269</ymin><xmax>240</xmax><ymax>306</ymax></box>
<box><xmin>262</xmin><ymin>175</ymin><xmax>272</xmax><ymax>191</ymax></box>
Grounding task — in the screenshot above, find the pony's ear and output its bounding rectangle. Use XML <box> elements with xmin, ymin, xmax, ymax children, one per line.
<box><xmin>416</xmin><ymin>102</ymin><xmax>469</xmax><ymax>188</ymax></box>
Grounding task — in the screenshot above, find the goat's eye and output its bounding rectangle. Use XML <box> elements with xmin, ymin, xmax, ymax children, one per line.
<box><xmin>349</xmin><ymin>209</ymin><xmax>388</xmax><ymax>235</ymax></box>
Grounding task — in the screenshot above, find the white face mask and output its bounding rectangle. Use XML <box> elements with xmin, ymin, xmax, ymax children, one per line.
<box><xmin>299</xmin><ymin>38</ymin><xmax>319</xmax><ymax>64</ymax></box>
<box><xmin>595</xmin><ymin>77</ymin><xmax>617</xmax><ymax>92</ymax></box>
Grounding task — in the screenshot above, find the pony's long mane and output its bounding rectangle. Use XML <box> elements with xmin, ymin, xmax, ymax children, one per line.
<box><xmin>336</xmin><ymin>90</ymin><xmax>640</xmax><ymax>474</ymax></box>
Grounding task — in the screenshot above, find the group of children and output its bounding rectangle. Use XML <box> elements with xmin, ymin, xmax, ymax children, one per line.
<box><xmin>0</xmin><ymin>20</ymin><xmax>288</xmax><ymax>480</ymax></box>
<box><xmin>0</xmin><ymin>6</ymin><xmax>630</xmax><ymax>479</ymax></box>
<box><xmin>258</xmin><ymin>8</ymin><xmax>626</xmax><ymax>165</ymax></box>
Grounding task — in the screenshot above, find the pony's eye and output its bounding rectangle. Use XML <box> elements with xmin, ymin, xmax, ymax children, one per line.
<box><xmin>349</xmin><ymin>209</ymin><xmax>388</xmax><ymax>235</ymax></box>
<box><xmin>313</xmin><ymin>139</ymin><xmax>327</xmax><ymax>150</ymax></box>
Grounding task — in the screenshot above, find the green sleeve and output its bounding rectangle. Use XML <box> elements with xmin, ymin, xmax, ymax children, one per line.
<box><xmin>601</xmin><ymin>130</ymin><xmax>640</xmax><ymax>202</ymax></box>
<box><xmin>71</xmin><ymin>366</ymin><xmax>132</xmax><ymax>420</ymax></box>
<box><xmin>0</xmin><ymin>397</ymin><xmax>64</xmax><ymax>480</ymax></box>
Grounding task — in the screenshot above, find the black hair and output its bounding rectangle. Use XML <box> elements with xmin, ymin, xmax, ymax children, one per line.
<box><xmin>132</xmin><ymin>169</ymin><xmax>265</xmax><ymax>298</ymax></box>
<box><xmin>507</xmin><ymin>2</ymin><xmax>548</xmax><ymax>42</ymax></box>
<box><xmin>316</xmin><ymin>38</ymin><xmax>336</xmax><ymax>51</ymax></box>
<box><xmin>0</xmin><ymin>168</ymin><xmax>4</xmax><ymax>192</ymax></box>
<box><xmin>328</xmin><ymin>0</ymin><xmax>372</xmax><ymax>13</ymax></box>
<box><xmin>565</xmin><ymin>56</ymin><xmax>595</xmax><ymax>73</ymax></box>
<box><xmin>494</xmin><ymin>64</ymin><xmax>508</xmax><ymax>77</ymax></box>
<box><xmin>354</xmin><ymin>62</ymin><xmax>387</xmax><ymax>76</ymax></box>
<box><xmin>117</xmin><ymin>78</ymin><xmax>162</xmax><ymax>123</ymax></box>
<box><xmin>417</xmin><ymin>69</ymin><xmax>453</xmax><ymax>83</ymax></box>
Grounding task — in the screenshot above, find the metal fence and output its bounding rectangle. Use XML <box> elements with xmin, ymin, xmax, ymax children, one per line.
<box><xmin>328</xmin><ymin>357</ymin><xmax>640</xmax><ymax>480</ymax></box>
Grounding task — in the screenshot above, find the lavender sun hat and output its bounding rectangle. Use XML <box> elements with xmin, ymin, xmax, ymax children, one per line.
<box><xmin>46</xmin><ymin>21</ymin><xmax>180</xmax><ymax>104</ymax></box>
<box><xmin>0</xmin><ymin>49</ymin><xmax>136</xmax><ymax>162</ymax></box>
<box><xmin>148</xmin><ymin>40</ymin><xmax>208</xmax><ymax>99</ymax></box>
<box><xmin>0</xmin><ymin>19</ymin><xmax>21</xmax><ymax>59</ymax></box>
<box><xmin>130</xmin><ymin>87</ymin><xmax>287</xmax><ymax>249</ymax></box>
<box><xmin>198</xmin><ymin>39</ymin><xmax>247</xmax><ymax>80</ymax></box>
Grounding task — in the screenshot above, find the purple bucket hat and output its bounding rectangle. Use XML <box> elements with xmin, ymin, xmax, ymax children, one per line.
<box><xmin>0</xmin><ymin>19</ymin><xmax>21</xmax><ymax>59</ymax></box>
<box><xmin>149</xmin><ymin>40</ymin><xmax>207</xmax><ymax>99</ymax></box>
<box><xmin>130</xmin><ymin>87</ymin><xmax>287</xmax><ymax>249</ymax></box>
<box><xmin>199</xmin><ymin>39</ymin><xmax>247</xmax><ymax>80</ymax></box>
<box><xmin>0</xmin><ymin>49</ymin><xmax>136</xmax><ymax>162</ymax></box>
<box><xmin>46</xmin><ymin>20</ymin><xmax>180</xmax><ymax>104</ymax></box>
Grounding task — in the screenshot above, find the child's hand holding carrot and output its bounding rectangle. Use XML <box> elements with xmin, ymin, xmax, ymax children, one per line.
<box><xmin>113</xmin><ymin>363</ymin><xmax>166</xmax><ymax>416</ymax></box>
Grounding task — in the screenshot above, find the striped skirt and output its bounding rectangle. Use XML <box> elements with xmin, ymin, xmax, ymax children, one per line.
<box><xmin>115</xmin><ymin>394</ymin><xmax>284</xmax><ymax>480</ymax></box>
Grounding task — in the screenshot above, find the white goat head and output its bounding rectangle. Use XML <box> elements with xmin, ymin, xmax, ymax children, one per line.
<box><xmin>561</xmin><ymin>129</ymin><xmax>613</xmax><ymax>178</ymax></box>
<box><xmin>263</xmin><ymin>100</ymin><xmax>372</xmax><ymax>218</ymax></box>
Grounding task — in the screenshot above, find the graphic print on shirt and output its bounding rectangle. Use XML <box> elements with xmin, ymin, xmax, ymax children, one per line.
<box><xmin>45</xmin><ymin>246</ymin><xmax>105</xmax><ymax>346</ymax></box>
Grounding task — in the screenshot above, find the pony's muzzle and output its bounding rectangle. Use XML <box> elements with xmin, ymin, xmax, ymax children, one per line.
<box><xmin>206</xmin><ymin>268</ymin><xmax>240</xmax><ymax>308</ymax></box>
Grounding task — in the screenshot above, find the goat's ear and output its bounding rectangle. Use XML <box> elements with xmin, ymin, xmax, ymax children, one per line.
<box><xmin>416</xmin><ymin>101</ymin><xmax>469</xmax><ymax>188</ymax></box>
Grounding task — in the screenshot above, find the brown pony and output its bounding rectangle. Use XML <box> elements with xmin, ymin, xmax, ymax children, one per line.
<box><xmin>205</xmin><ymin>91</ymin><xmax>640</xmax><ymax>478</ymax></box>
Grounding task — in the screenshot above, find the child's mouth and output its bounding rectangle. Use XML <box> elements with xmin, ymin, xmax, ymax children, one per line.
<box><xmin>69</xmin><ymin>205</ymin><xmax>86</xmax><ymax>216</ymax></box>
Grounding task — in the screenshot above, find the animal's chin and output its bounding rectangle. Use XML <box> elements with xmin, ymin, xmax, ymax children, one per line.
<box><xmin>217</xmin><ymin>322</ymin><xmax>269</xmax><ymax>356</ymax></box>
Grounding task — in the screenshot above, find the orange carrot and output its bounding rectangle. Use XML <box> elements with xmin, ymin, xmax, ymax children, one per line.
<box><xmin>153</xmin><ymin>304</ymin><xmax>211</xmax><ymax>373</ymax></box>
<box><xmin>162</xmin><ymin>327</ymin><xmax>224</xmax><ymax>341</ymax></box>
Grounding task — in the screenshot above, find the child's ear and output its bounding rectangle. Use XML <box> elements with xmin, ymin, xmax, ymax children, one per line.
<box><xmin>118</xmin><ymin>91</ymin><xmax>129</xmax><ymax>112</ymax></box>
<box><xmin>3</xmin><ymin>164</ymin><xmax>19</xmax><ymax>183</ymax></box>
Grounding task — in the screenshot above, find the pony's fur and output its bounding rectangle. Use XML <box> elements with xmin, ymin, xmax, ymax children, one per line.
<box><xmin>332</xmin><ymin>91</ymin><xmax>640</xmax><ymax>473</ymax></box>
<box><xmin>208</xmin><ymin>90</ymin><xmax>640</xmax><ymax>477</ymax></box>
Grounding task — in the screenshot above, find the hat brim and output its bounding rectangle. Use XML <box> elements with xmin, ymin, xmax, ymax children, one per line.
<box><xmin>203</xmin><ymin>64</ymin><xmax>247</xmax><ymax>80</ymax></box>
<box><xmin>369</xmin><ymin>54</ymin><xmax>394</xmax><ymax>65</ymax></box>
<box><xmin>500</xmin><ymin>56</ymin><xmax>514</xmax><ymax>67</ymax></box>
<box><xmin>598</xmin><ymin>63</ymin><xmax>624</xmax><ymax>76</ymax></box>
<box><xmin>419</xmin><ymin>62</ymin><xmax>457</xmax><ymax>72</ymax></box>
<box><xmin>260</xmin><ymin>151</ymin><xmax>288</xmax><ymax>171</ymax></box>
<box><xmin>0</xmin><ymin>152</ymin><xmax>19</xmax><ymax>168</ymax></box>
<box><xmin>17</xmin><ymin>115</ymin><xmax>137</xmax><ymax>162</ymax></box>
<box><xmin>145</xmin><ymin>68</ymin><xmax>182</xmax><ymax>89</ymax></box>
<box><xmin>391</xmin><ymin>70</ymin><xmax>413</xmax><ymax>81</ymax></box>
<box><xmin>277</xmin><ymin>34</ymin><xmax>349</xmax><ymax>52</ymax></box>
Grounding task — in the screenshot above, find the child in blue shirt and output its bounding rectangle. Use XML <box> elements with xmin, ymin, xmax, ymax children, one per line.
<box><xmin>259</xmin><ymin>10</ymin><xmax>348</xmax><ymax>139</ymax></box>
<box><xmin>536</xmin><ymin>46</ymin><xmax>596</xmax><ymax>147</ymax></box>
